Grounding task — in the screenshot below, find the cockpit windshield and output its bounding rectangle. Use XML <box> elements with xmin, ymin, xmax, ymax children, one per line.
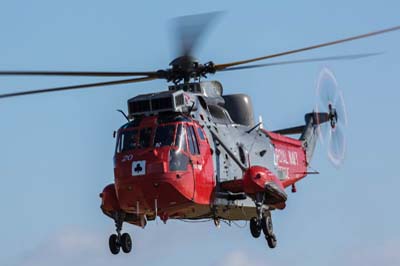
<box><xmin>116</xmin><ymin>122</ymin><xmax>190</xmax><ymax>153</ymax></box>
<box><xmin>139</xmin><ymin>128</ymin><xmax>152</xmax><ymax>148</ymax></box>
<box><xmin>154</xmin><ymin>125</ymin><xmax>176</xmax><ymax>148</ymax></box>
<box><xmin>118</xmin><ymin>130</ymin><xmax>138</xmax><ymax>152</ymax></box>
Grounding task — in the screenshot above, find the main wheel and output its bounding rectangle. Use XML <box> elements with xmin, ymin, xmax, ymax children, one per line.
<box><xmin>261</xmin><ymin>215</ymin><xmax>273</xmax><ymax>237</ymax></box>
<box><xmin>266</xmin><ymin>233</ymin><xmax>277</xmax><ymax>249</ymax></box>
<box><xmin>249</xmin><ymin>217</ymin><xmax>261</xmax><ymax>238</ymax></box>
<box><xmin>120</xmin><ymin>233</ymin><xmax>132</xmax><ymax>253</ymax></box>
<box><xmin>109</xmin><ymin>234</ymin><xmax>120</xmax><ymax>255</ymax></box>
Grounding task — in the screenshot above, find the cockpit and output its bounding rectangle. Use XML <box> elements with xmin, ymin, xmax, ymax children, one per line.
<box><xmin>115</xmin><ymin>115</ymin><xmax>206</xmax><ymax>172</ymax></box>
<box><xmin>116</xmin><ymin>127</ymin><xmax>153</xmax><ymax>153</ymax></box>
<box><xmin>116</xmin><ymin>116</ymin><xmax>193</xmax><ymax>153</ymax></box>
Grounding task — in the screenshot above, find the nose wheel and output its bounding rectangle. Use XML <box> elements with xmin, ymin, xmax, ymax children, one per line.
<box><xmin>108</xmin><ymin>212</ymin><xmax>133</xmax><ymax>255</ymax></box>
<box><xmin>109</xmin><ymin>232</ymin><xmax>132</xmax><ymax>255</ymax></box>
<box><xmin>109</xmin><ymin>234</ymin><xmax>120</xmax><ymax>255</ymax></box>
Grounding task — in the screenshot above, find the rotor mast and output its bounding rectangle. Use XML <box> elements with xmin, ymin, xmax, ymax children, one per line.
<box><xmin>166</xmin><ymin>55</ymin><xmax>216</xmax><ymax>84</ymax></box>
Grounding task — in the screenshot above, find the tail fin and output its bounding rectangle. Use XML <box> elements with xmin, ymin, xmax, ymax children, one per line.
<box><xmin>273</xmin><ymin>112</ymin><xmax>329</xmax><ymax>164</ymax></box>
<box><xmin>300</xmin><ymin>112</ymin><xmax>329</xmax><ymax>163</ymax></box>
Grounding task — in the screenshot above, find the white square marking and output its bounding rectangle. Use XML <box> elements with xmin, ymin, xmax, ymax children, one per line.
<box><xmin>132</xmin><ymin>160</ymin><xmax>146</xmax><ymax>176</ymax></box>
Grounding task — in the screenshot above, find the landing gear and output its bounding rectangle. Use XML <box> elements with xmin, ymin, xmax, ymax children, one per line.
<box><xmin>249</xmin><ymin>214</ymin><xmax>277</xmax><ymax>248</ymax></box>
<box><xmin>249</xmin><ymin>194</ymin><xmax>278</xmax><ymax>249</ymax></box>
<box><xmin>108</xmin><ymin>212</ymin><xmax>133</xmax><ymax>255</ymax></box>
<box><xmin>120</xmin><ymin>233</ymin><xmax>132</xmax><ymax>253</ymax></box>
<box><xmin>261</xmin><ymin>213</ymin><xmax>276</xmax><ymax>248</ymax></box>
<box><xmin>249</xmin><ymin>217</ymin><xmax>261</xmax><ymax>238</ymax></box>
<box><xmin>266</xmin><ymin>233</ymin><xmax>277</xmax><ymax>248</ymax></box>
<box><xmin>261</xmin><ymin>214</ymin><xmax>273</xmax><ymax>236</ymax></box>
<box><xmin>108</xmin><ymin>233</ymin><xmax>132</xmax><ymax>255</ymax></box>
<box><xmin>108</xmin><ymin>234</ymin><xmax>120</xmax><ymax>255</ymax></box>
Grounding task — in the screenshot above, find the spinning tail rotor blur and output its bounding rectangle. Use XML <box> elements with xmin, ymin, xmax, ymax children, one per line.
<box><xmin>315</xmin><ymin>68</ymin><xmax>348</xmax><ymax>168</ymax></box>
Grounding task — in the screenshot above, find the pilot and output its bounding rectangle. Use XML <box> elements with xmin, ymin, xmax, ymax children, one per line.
<box><xmin>128</xmin><ymin>133</ymin><xmax>137</xmax><ymax>150</ymax></box>
<box><xmin>155</xmin><ymin>126</ymin><xmax>175</xmax><ymax>147</ymax></box>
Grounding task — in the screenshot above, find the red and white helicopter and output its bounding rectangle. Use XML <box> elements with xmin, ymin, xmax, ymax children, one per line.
<box><xmin>0</xmin><ymin>13</ymin><xmax>398</xmax><ymax>254</ymax></box>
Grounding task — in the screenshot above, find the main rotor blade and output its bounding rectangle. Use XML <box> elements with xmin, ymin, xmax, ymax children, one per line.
<box><xmin>215</xmin><ymin>25</ymin><xmax>400</xmax><ymax>70</ymax></box>
<box><xmin>220</xmin><ymin>52</ymin><xmax>382</xmax><ymax>72</ymax></box>
<box><xmin>173</xmin><ymin>11</ymin><xmax>222</xmax><ymax>57</ymax></box>
<box><xmin>0</xmin><ymin>70</ymin><xmax>159</xmax><ymax>77</ymax></box>
<box><xmin>0</xmin><ymin>76</ymin><xmax>157</xmax><ymax>99</ymax></box>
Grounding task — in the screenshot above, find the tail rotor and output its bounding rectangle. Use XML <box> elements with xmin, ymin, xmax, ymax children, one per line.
<box><xmin>315</xmin><ymin>68</ymin><xmax>348</xmax><ymax>167</ymax></box>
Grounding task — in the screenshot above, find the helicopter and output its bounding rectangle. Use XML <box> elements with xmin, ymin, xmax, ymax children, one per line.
<box><xmin>0</xmin><ymin>13</ymin><xmax>399</xmax><ymax>255</ymax></box>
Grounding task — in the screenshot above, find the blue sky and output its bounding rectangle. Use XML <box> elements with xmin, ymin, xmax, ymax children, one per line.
<box><xmin>0</xmin><ymin>1</ymin><xmax>399</xmax><ymax>265</ymax></box>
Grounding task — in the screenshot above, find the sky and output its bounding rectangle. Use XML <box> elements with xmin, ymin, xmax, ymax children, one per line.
<box><xmin>0</xmin><ymin>1</ymin><xmax>399</xmax><ymax>265</ymax></box>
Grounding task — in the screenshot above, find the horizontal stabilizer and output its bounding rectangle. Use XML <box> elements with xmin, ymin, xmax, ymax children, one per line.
<box><xmin>273</xmin><ymin>125</ymin><xmax>305</xmax><ymax>135</ymax></box>
<box><xmin>273</xmin><ymin>112</ymin><xmax>330</xmax><ymax>136</ymax></box>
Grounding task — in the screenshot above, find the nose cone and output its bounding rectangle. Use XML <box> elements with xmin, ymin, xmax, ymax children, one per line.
<box><xmin>114</xmin><ymin>148</ymin><xmax>195</xmax><ymax>216</ymax></box>
<box><xmin>115</xmin><ymin>172</ymin><xmax>195</xmax><ymax>216</ymax></box>
<box><xmin>100</xmin><ymin>184</ymin><xmax>120</xmax><ymax>213</ymax></box>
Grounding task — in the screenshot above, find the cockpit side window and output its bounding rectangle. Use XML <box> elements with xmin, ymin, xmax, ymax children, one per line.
<box><xmin>186</xmin><ymin>125</ymin><xmax>200</xmax><ymax>155</ymax></box>
<box><xmin>175</xmin><ymin>124</ymin><xmax>187</xmax><ymax>152</ymax></box>
<box><xmin>168</xmin><ymin>123</ymin><xmax>190</xmax><ymax>172</ymax></box>
<box><xmin>154</xmin><ymin>125</ymin><xmax>176</xmax><ymax>148</ymax></box>
<box><xmin>190</xmin><ymin>126</ymin><xmax>200</xmax><ymax>154</ymax></box>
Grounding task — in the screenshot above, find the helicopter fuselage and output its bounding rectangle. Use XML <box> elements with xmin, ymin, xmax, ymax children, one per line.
<box><xmin>100</xmin><ymin>81</ymin><xmax>309</xmax><ymax>226</ymax></box>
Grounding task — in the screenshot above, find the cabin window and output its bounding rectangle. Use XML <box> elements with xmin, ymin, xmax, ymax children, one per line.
<box><xmin>154</xmin><ymin>125</ymin><xmax>176</xmax><ymax>147</ymax></box>
<box><xmin>197</xmin><ymin>127</ymin><xmax>206</xmax><ymax>141</ymax></box>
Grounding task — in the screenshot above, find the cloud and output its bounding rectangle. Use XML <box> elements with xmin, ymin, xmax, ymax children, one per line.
<box><xmin>12</xmin><ymin>224</ymin><xmax>400</xmax><ymax>266</ymax></box>
<box><xmin>346</xmin><ymin>241</ymin><xmax>400</xmax><ymax>266</ymax></box>
<box><xmin>15</xmin><ymin>227</ymin><xmax>114</xmax><ymax>266</ymax></box>
<box><xmin>214</xmin><ymin>250</ymin><xmax>265</xmax><ymax>266</ymax></box>
<box><xmin>14</xmin><ymin>223</ymin><xmax>252</xmax><ymax>266</ymax></box>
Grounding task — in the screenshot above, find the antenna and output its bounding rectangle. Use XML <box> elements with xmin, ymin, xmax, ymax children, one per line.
<box><xmin>259</xmin><ymin>115</ymin><xmax>264</xmax><ymax>129</ymax></box>
<box><xmin>117</xmin><ymin>109</ymin><xmax>129</xmax><ymax>122</ymax></box>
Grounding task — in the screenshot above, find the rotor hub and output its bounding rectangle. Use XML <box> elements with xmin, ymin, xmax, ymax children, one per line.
<box><xmin>328</xmin><ymin>103</ymin><xmax>338</xmax><ymax>129</ymax></box>
<box><xmin>169</xmin><ymin>55</ymin><xmax>199</xmax><ymax>69</ymax></box>
<box><xmin>161</xmin><ymin>56</ymin><xmax>216</xmax><ymax>84</ymax></box>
